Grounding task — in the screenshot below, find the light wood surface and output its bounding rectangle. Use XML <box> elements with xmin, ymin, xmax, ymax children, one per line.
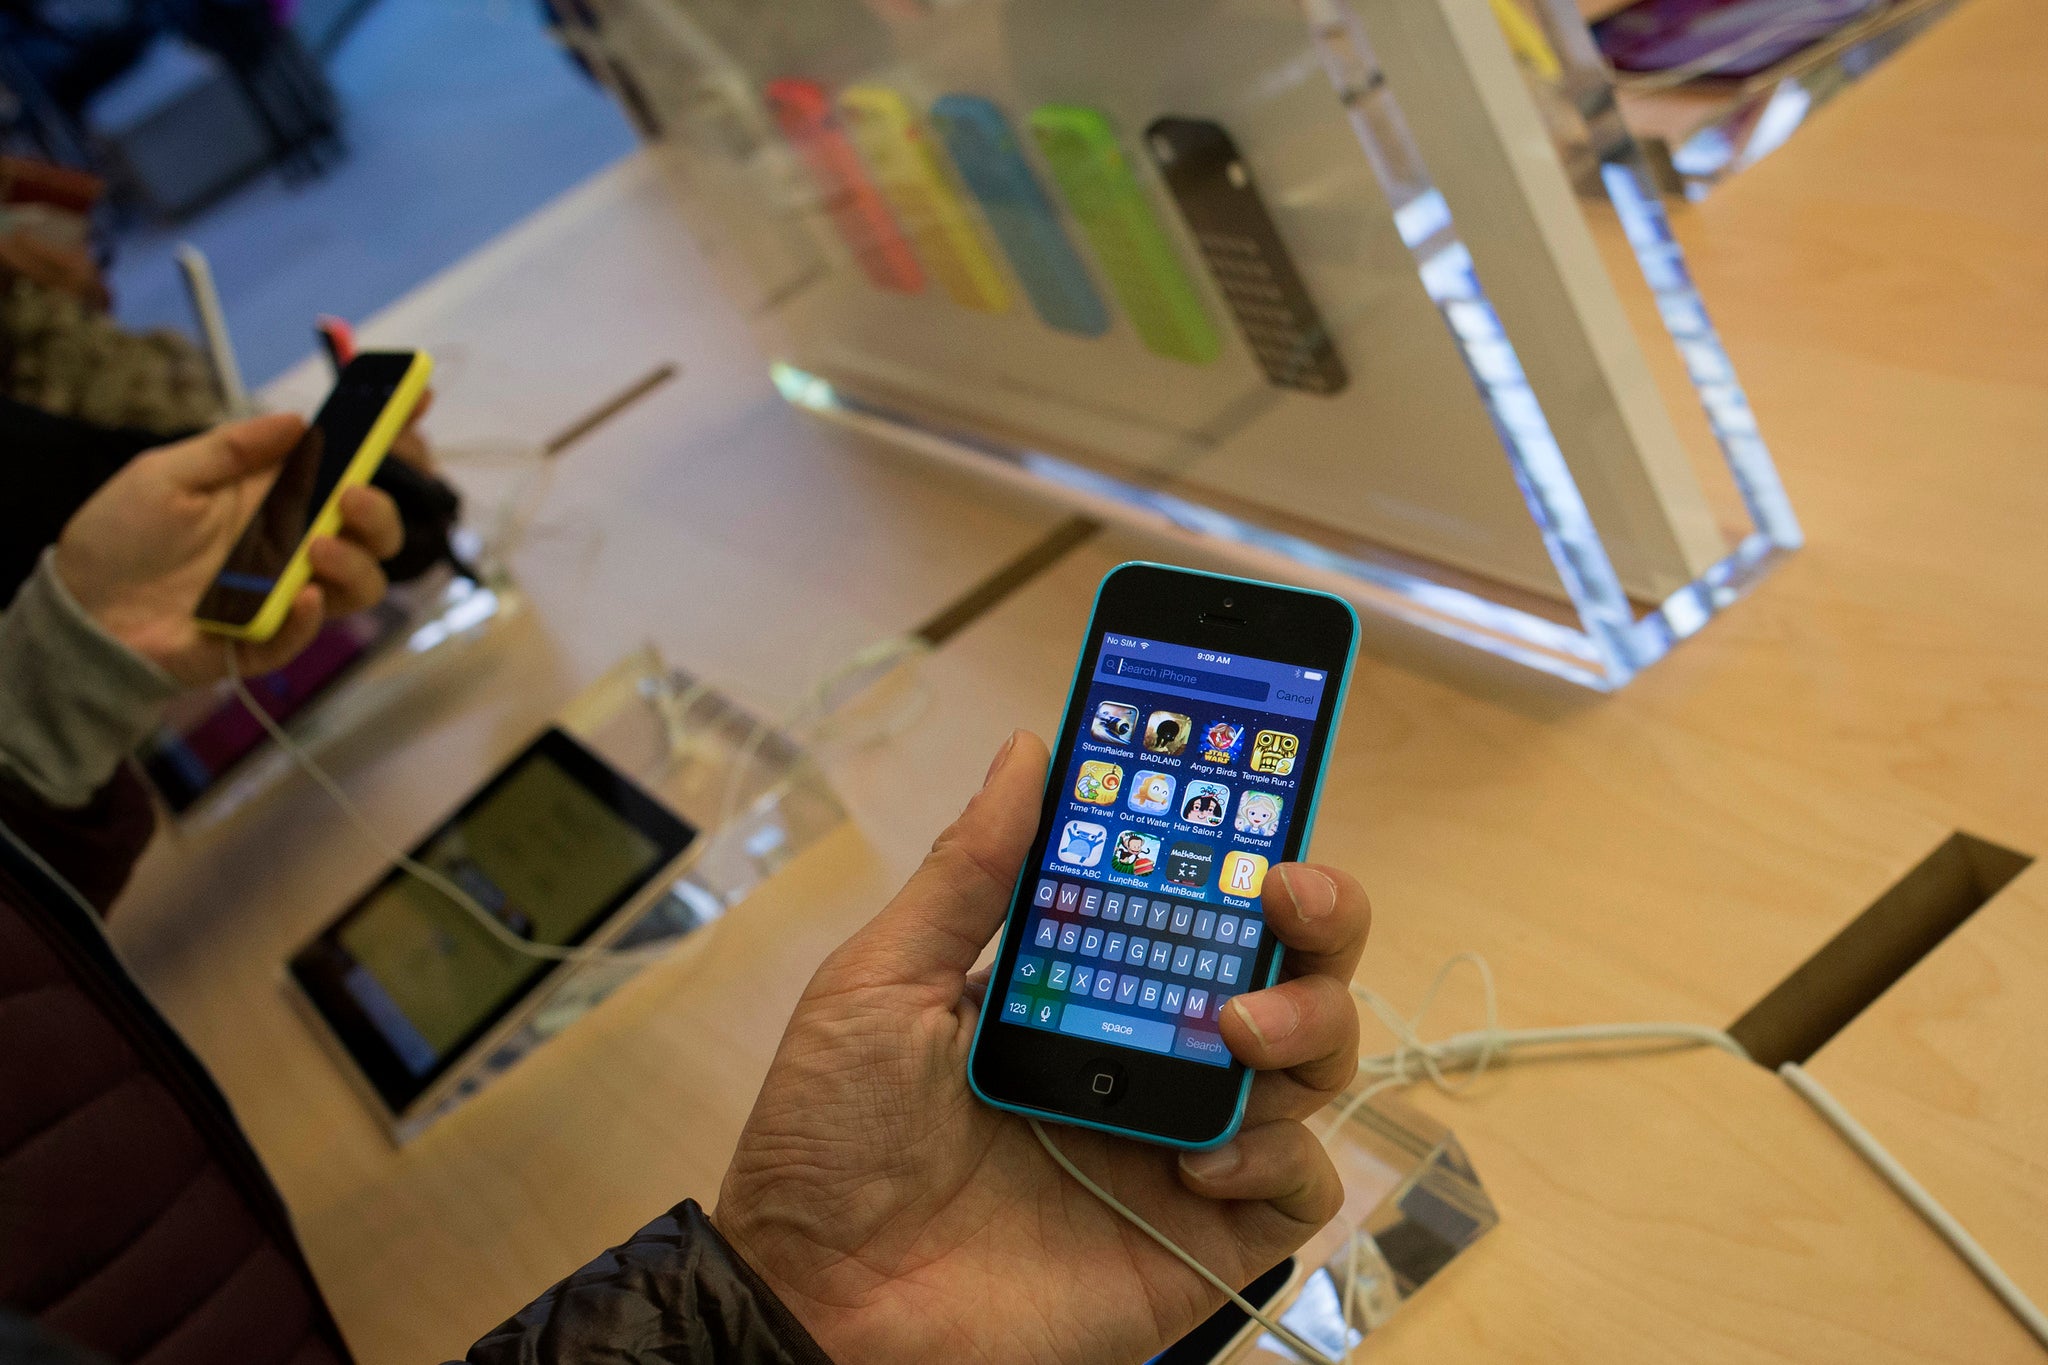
<box><xmin>100</xmin><ymin>0</ymin><xmax>2048</xmax><ymax>1359</ymax></box>
<box><xmin>1807</xmin><ymin>867</ymin><xmax>2048</xmax><ymax>1332</ymax></box>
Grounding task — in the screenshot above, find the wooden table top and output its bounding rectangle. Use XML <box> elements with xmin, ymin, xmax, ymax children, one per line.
<box><xmin>105</xmin><ymin>0</ymin><xmax>2048</xmax><ymax>1358</ymax></box>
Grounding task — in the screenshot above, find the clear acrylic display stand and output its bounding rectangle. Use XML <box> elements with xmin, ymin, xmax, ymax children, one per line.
<box><xmin>143</xmin><ymin>544</ymin><xmax>526</xmax><ymax>829</ymax></box>
<box><xmin>555</xmin><ymin>0</ymin><xmax>1800</xmax><ymax>687</ymax></box>
<box><xmin>1530</xmin><ymin>0</ymin><xmax>1962</xmax><ymax>199</ymax></box>
<box><xmin>393</xmin><ymin>645</ymin><xmax>848</xmax><ymax>1141</ymax></box>
<box><xmin>1237</xmin><ymin>1092</ymin><xmax>1498</xmax><ymax>1359</ymax></box>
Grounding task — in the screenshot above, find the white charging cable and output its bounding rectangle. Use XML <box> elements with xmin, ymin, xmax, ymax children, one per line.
<box><xmin>223</xmin><ymin>632</ymin><xmax>929</xmax><ymax>968</ymax></box>
<box><xmin>1034</xmin><ymin>949</ymin><xmax>2045</xmax><ymax>1362</ymax></box>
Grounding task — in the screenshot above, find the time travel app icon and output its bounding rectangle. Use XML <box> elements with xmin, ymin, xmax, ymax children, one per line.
<box><xmin>1126</xmin><ymin>769</ymin><xmax>1176</xmax><ymax>815</ymax></box>
<box><xmin>1249</xmin><ymin>729</ymin><xmax>1298</xmax><ymax>775</ymax></box>
<box><xmin>1091</xmin><ymin>700</ymin><xmax>1139</xmax><ymax>745</ymax></box>
<box><xmin>1058</xmin><ymin>819</ymin><xmax>1108</xmax><ymax>868</ymax></box>
<box><xmin>1166</xmin><ymin>839</ymin><xmax>1215</xmax><ymax>887</ymax></box>
<box><xmin>1073</xmin><ymin>760</ymin><xmax>1123</xmax><ymax>805</ymax></box>
<box><xmin>1112</xmin><ymin>829</ymin><xmax>1161</xmax><ymax>876</ymax></box>
<box><xmin>1144</xmin><ymin>710</ymin><xmax>1192</xmax><ymax>756</ymax></box>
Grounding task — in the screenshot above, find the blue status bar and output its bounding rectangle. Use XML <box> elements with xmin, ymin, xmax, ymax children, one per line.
<box><xmin>1093</xmin><ymin>636</ymin><xmax>1326</xmax><ymax>720</ymax></box>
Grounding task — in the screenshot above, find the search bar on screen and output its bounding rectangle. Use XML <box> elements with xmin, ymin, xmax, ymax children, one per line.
<box><xmin>1101</xmin><ymin>655</ymin><xmax>1270</xmax><ymax>702</ymax></box>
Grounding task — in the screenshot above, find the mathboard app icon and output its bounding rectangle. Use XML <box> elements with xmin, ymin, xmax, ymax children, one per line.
<box><xmin>1235</xmin><ymin>790</ymin><xmax>1283</xmax><ymax>837</ymax></box>
<box><xmin>1058</xmin><ymin>820</ymin><xmax>1108</xmax><ymax>868</ymax></box>
<box><xmin>1165</xmin><ymin>840</ymin><xmax>1215</xmax><ymax>887</ymax></box>
<box><xmin>1200</xmin><ymin>719</ymin><xmax>1245</xmax><ymax>766</ymax></box>
<box><xmin>1249</xmin><ymin>729</ymin><xmax>1299</xmax><ymax>776</ymax></box>
<box><xmin>1144</xmin><ymin>710</ymin><xmax>1192</xmax><ymax>756</ymax></box>
<box><xmin>1091</xmin><ymin>700</ymin><xmax>1139</xmax><ymax>746</ymax></box>
<box><xmin>1073</xmin><ymin>760</ymin><xmax>1123</xmax><ymax>805</ymax></box>
<box><xmin>1126</xmin><ymin>769</ymin><xmax>1176</xmax><ymax>815</ymax></box>
<box><xmin>1112</xmin><ymin>829</ymin><xmax>1161</xmax><ymax>877</ymax></box>
<box><xmin>1219</xmin><ymin>850</ymin><xmax>1269</xmax><ymax>897</ymax></box>
<box><xmin>1179</xmin><ymin>780</ymin><xmax>1230</xmax><ymax>828</ymax></box>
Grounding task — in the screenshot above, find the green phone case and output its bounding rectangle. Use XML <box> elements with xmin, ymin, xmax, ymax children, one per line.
<box><xmin>1027</xmin><ymin>105</ymin><xmax>1220</xmax><ymax>366</ymax></box>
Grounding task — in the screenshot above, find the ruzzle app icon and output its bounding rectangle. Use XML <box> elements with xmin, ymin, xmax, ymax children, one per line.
<box><xmin>1219</xmin><ymin>850</ymin><xmax>1268</xmax><ymax>897</ymax></box>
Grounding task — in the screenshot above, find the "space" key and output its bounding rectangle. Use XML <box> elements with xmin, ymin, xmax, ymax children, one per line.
<box><xmin>1056</xmin><ymin>1002</ymin><xmax>1176</xmax><ymax>1054</ymax></box>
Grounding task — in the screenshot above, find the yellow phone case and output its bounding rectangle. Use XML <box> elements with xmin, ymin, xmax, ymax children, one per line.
<box><xmin>198</xmin><ymin>350</ymin><xmax>434</xmax><ymax>644</ymax></box>
<box><xmin>839</xmin><ymin>85</ymin><xmax>1012</xmax><ymax>314</ymax></box>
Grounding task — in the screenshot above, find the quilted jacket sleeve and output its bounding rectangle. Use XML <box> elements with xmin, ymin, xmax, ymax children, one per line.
<box><xmin>461</xmin><ymin>1200</ymin><xmax>835</xmax><ymax>1365</ymax></box>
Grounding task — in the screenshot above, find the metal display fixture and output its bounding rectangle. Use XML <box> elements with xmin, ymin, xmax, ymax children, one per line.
<box><xmin>554</xmin><ymin>0</ymin><xmax>1801</xmax><ymax>689</ymax></box>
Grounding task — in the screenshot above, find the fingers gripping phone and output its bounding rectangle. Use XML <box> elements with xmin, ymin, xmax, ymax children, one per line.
<box><xmin>195</xmin><ymin>350</ymin><xmax>433</xmax><ymax>643</ymax></box>
<box><xmin>969</xmin><ymin>564</ymin><xmax>1358</xmax><ymax>1148</ymax></box>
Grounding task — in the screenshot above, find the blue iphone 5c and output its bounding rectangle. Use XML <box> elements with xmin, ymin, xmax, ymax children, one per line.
<box><xmin>969</xmin><ymin>563</ymin><xmax>1358</xmax><ymax>1148</ymax></box>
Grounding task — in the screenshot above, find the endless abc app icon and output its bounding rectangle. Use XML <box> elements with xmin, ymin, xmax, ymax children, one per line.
<box><xmin>1200</xmin><ymin>719</ymin><xmax>1246</xmax><ymax>766</ymax></box>
<box><xmin>1179</xmin><ymin>780</ymin><xmax>1230</xmax><ymax>828</ymax></box>
<box><xmin>1234</xmin><ymin>790</ymin><xmax>1283</xmax><ymax>837</ymax></box>
<box><xmin>1112</xmin><ymin>829</ymin><xmax>1161</xmax><ymax>876</ymax></box>
<box><xmin>1249</xmin><ymin>729</ymin><xmax>1299</xmax><ymax>776</ymax></box>
<box><xmin>1058</xmin><ymin>820</ymin><xmax>1108</xmax><ymax>868</ymax></box>
<box><xmin>1219</xmin><ymin>850</ymin><xmax>1269</xmax><ymax>897</ymax></box>
<box><xmin>1126</xmin><ymin>769</ymin><xmax>1176</xmax><ymax>815</ymax></box>
<box><xmin>1091</xmin><ymin>700</ymin><xmax>1139</xmax><ymax>745</ymax></box>
<box><xmin>1165</xmin><ymin>840</ymin><xmax>1215</xmax><ymax>886</ymax></box>
<box><xmin>1144</xmin><ymin>710</ymin><xmax>1192</xmax><ymax>756</ymax></box>
<box><xmin>1073</xmin><ymin>760</ymin><xmax>1123</xmax><ymax>805</ymax></box>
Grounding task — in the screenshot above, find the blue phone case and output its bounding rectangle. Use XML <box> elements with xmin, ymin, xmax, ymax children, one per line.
<box><xmin>930</xmin><ymin>94</ymin><xmax>1112</xmax><ymax>338</ymax></box>
<box><xmin>966</xmin><ymin>562</ymin><xmax>1361</xmax><ymax>1150</ymax></box>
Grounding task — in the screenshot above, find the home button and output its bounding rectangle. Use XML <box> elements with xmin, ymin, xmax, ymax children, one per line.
<box><xmin>1081</xmin><ymin>1059</ymin><xmax>1127</xmax><ymax>1105</ymax></box>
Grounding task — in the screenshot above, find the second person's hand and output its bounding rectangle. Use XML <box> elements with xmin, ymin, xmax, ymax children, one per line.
<box><xmin>53</xmin><ymin>413</ymin><xmax>405</xmax><ymax>686</ymax></box>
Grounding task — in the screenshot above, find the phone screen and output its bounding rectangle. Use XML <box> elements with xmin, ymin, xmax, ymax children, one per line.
<box><xmin>290</xmin><ymin>729</ymin><xmax>695</xmax><ymax>1112</ymax></box>
<box><xmin>196</xmin><ymin>352</ymin><xmax>415</xmax><ymax>627</ymax></box>
<box><xmin>997</xmin><ymin>633</ymin><xmax>1328</xmax><ymax>1067</ymax></box>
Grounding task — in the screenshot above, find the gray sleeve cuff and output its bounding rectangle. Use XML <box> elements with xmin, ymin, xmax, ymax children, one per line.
<box><xmin>0</xmin><ymin>547</ymin><xmax>183</xmax><ymax>809</ymax></box>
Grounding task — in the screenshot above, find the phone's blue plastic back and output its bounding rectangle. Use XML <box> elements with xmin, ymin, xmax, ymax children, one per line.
<box><xmin>931</xmin><ymin>94</ymin><xmax>1112</xmax><ymax>338</ymax></box>
<box><xmin>966</xmin><ymin>562</ymin><xmax>1361</xmax><ymax>1150</ymax></box>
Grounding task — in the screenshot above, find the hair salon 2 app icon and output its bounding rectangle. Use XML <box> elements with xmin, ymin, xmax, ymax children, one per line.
<box><xmin>1073</xmin><ymin>760</ymin><xmax>1123</xmax><ymax>805</ymax></box>
<box><xmin>1144</xmin><ymin>710</ymin><xmax>1192</xmax><ymax>756</ymax></box>
<box><xmin>1200</xmin><ymin>719</ymin><xmax>1245</xmax><ymax>766</ymax></box>
<box><xmin>1057</xmin><ymin>819</ymin><xmax>1108</xmax><ymax>869</ymax></box>
<box><xmin>1249</xmin><ymin>729</ymin><xmax>1298</xmax><ymax>776</ymax></box>
<box><xmin>1112</xmin><ymin>829</ymin><xmax>1161</xmax><ymax>877</ymax></box>
<box><xmin>1090</xmin><ymin>700</ymin><xmax>1139</xmax><ymax>746</ymax></box>
<box><xmin>1179</xmin><ymin>780</ymin><xmax>1229</xmax><ymax>828</ymax></box>
<box><xmin>1126</xmin><ymin>769</ymin><xmax>1176</xmax><ymax>816</ymax></box>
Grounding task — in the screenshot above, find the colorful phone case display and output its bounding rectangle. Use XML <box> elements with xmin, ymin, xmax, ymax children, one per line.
<box><xmin>1028</xmin><ymin>104</ymin><xmax>1220</xmax><ymax>367</ymax></box>
<box><xmin>839</xmin><ymin>85</ymin><xmax>1012</xmax><ymax>313</ymax></box>
<box><xmin>931</xmin><ymin>94</ymin><xmax>1110</xmax><ymax>337</ymax></box>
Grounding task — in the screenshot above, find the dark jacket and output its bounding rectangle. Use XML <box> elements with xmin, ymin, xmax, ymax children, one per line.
<box><xmin>0</xmin><ymin>790</ymin><xmax>833</xmax><ymax>1365</ymax></box>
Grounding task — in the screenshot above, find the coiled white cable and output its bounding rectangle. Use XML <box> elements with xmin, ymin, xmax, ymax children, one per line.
<box><xmin>1036</xmin><ymin>950</ymin><xmax>2044</xmax><ymax>1362</ymax></box>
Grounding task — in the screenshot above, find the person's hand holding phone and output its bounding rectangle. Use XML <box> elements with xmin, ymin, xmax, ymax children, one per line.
<box><xmin>714</xmin><ymin>731</ymin><xmax>1368</xmax><ymax>1365</ymax></box>
<box><xmin>53</xmin><ymin>413</ymin><xmax>404</xmax><ymax>686</ymax></box>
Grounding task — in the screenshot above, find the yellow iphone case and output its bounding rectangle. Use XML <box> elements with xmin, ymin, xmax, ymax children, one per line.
<box><xmin>839</xmin><ymin>85</ymin><xmax>1012</xmax><ymax>314</ymax></box>
<box><xmin>198</xmin><ymin>351</ymin><xmax>434</xmax><ymax>643</ymax></box>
